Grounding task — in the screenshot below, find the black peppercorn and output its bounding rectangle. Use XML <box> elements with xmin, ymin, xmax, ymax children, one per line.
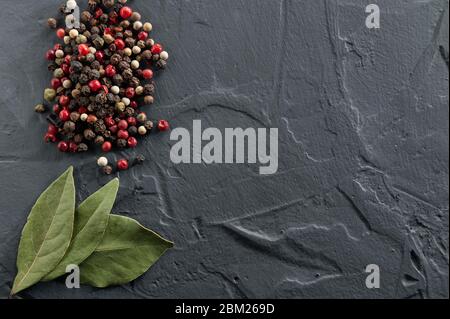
<box><xmin>110</xmin><ymin>53</ymin><xmax>122</xmax><ymax>65</ymax></box>
<box><xmin>134</xmin><ymin>154</ymin><xmax>146</xmax><ymax>165</ymax></box>
<box><xmin>113</xmin><ymin>74</ymin><xmax>124</xmax><ymax>85</ymax></box>
<box><xmin>95</xmin><ymin>135</ymin><xmax>105</xmax><ymax>145</ymax></box>
<box><xmin>89</xmin><ymin>69</ymin><xmax>101</xmax><ymax>80</ymax></box>
<box><xmin>144</xmin><ymin>120</ymin><xmax>154</xmax><ymax>130</ymax></box>
<box><xmin>81</xmin><ymin>11</ymin><xmax>92</xmax><ymax>23</ymax></box>
<box><xmin>74</xmin><ymin>134</ymin><xmax>83</xmax><ymax>144</ymax></box>
<box><xmin>144</xmin><ymin>83</ymin><xmax>155</xmax><ymax>95</ymax></box>
<box><xmin>117</xmin><ymin>139</ymin><xmax>127</xmax><ymax>148</ymax></box>
<box><xmin>118</xmin><ymin>61</ymin><xmax>130</xmax><ymax>71</ymax></box>
<box><xmin>122</xmin><ymin>69</ymin><xmax>133</xmax><ymax>80</ymax></box>
<box><xmin>47</xmin><ymin>18</ymin><xmax>57</xmax><ymax>29</ymax></box>
<box><xmin>84</xmin><ymin>129</ymin><xmax>96</xmax><ymax>140</ymax></box>
<box><xmin>156</xmin><ymin>60</ymin><xmax>168</xmax><ymax>69</ymax></box>
<box><xmin>91</xmin><ymin>61</ymin><xmax>101</xmax><ymax>70</ymax></box>
<box><xmin>141</xmin><ymin>50</ymin><xmax>152</xmax><ymax>60</ymax></box>
<box><xmin>125</xmin><ymin>107</ymin><xmax>135</xmax><ymax>117</ymax></box>
<box><xmin>103</xmin><ymin>0</ymin><xmax>115</xmax><ymax>8</ymax></box>
<box><xmin>63</xmin><ymin>121</ymin><xmax>76</xmax><ymax>133</ymax></box>
<box><xmin>125</xmin><ymin>38</ymin><xmax>136</xmax><ymax>48</ymax></box>
<box><xmin>78</xmin><ymin>143</ymin><xmax>89</xmax><ymax>152</ymax></box>
<box><xmin>81</xmin><ymin>84</ymin><xmax>91</xmax><ymax>95</ymax></box>
<box><xmin>102</xmin><ymin>165</ymin><xmax>113</xmax><ymax>175</ymax></box>
<box><xmin>128</xmin><ymin>126</ymin><xmax>137</xmax><ymax>136</ymax></box>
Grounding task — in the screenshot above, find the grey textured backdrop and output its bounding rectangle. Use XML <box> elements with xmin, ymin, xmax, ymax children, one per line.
<box><xmin>0</xmin><ymin>0</ymin><xmax>448</xmax><ymax>299</ymax></box>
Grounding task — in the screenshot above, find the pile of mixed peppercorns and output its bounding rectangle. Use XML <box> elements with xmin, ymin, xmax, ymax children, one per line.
<box><xmin>35</xmin><ymin>0</ymin><xmax>170</xmax><ymax>173</ymax></box>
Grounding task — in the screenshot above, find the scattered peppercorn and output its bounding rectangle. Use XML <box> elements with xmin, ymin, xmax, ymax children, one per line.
<box><xmin>47</xmin><ymin>18</ymin><xmax>57</xmax><ymax>29</ymax></box>
<box><xmin>35</xmin><ymin>104</ymin><xmax>47</xmax><ymax>113</ymax></box>
<box><xmin>102</xmin><ymin>165</ymin><xmax>113</xmax><ymax>175</ymax></box>
<box><xmin>117</xmin><ymin>159</ymin><xmax>129</xmax><ymax>170</ymax></box>
<box><xmin>134</xmin><ymin>154</ymin><xmax>145</xmax><ymax>165</ymax></box>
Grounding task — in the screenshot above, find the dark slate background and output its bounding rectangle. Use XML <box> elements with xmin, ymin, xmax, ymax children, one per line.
<box><xmin>0</xmin><ymin>0</ymin><xmax>448</xmax><ymax>299</ymax></box>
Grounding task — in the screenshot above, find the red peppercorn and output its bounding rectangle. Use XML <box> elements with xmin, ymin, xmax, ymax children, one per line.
<box><xmin>48</xmin><ymin>124</ymin><xmax>58</xmax><ymax>135</ymax></box>
<box><xmin>125</xmin><ymin>87</ymin><xmax>135</xmax><ymax>98</ymax></box>
<box><xmin>117</xmin><ymin>129</ymin><xmax>129</xmax><ymax>140</ymax></box>
<box><xmin>105</xmin><ymin>117</ymin><xmax>115</xmax><ymax>127</ymax></box>
<box><xmin>61</xmin><ymin>63</ymin><xmax>70</xmax><ymax>75</ymax></box>
<box><xmin>95</xmin><ymin>51</ymin><xmax>105</xmax><ymax>62</ymax></box>
<box><xmin>89</xmin><ymin>80</ymin><xmax>102</xmax><ymax>92</ymax></box>
<box><xmin>102</xmin><ymin>141</ymin><xmax>112</xmax><ymax>152</ymax></box>
<box><xmin>127</xmin><ymin>137</ymin><xmax>138</xmax><ymax>148</ymax></box>
<box><xmin>120</xmin><ymin>6</ymin><xmax>133</xmax><ymax>19</ymax></box>
<box><xmin>44</xmin><ymin>133</ymin><xmax>57</xmax><ymax>143</ymax></box>
<box><xmin>105</xmin><ymin>65</ymin><xmax>116</xmax><ymax>77</ymax></box>
<box><xmin>78</xmin><ymin>44</ymin><xmax>90</xmax><ymax>56</ymax></box>
<box><xmin>59</xmin><ymin>95</ymin><xmax>70</xmax><ymax>106</ymax></box>
<box><xmin>53</xmin><ymin>44</ymin><xmax>62</xmax><ymax>51</ymax></box>
<box><xmin>51</xmin><ymin>78</ymin><xmax>61</xmax><ymax>89</ymax></box>
<box><xmin>53</xmin><ymin>104</ymin><xmax>60</xmax><ymax>113</ymax></box>
<box><xmin>158</xmin><ymin>120</ymin><xmax>170</xmax><ymax>131</ymax></box>
<box><xmin>127</xmin><ymin>117</ymin><xmax>137</xmax><ymax>126</ymax></box>
<box><xmin>56</xmin><ymin>28</ymin><xmax>66</xmax><ymax>39</ymax></box>
<box><xmin>114</xmin><ymin>38</ymin><xmax>125</xmax><ymax>50</ymax></box>
<box><xmin>95</xmin><ymin>8</ymin><xmax>104</xmax><ymax>19</ymax></box>
<box><xmin>109</xmin><ymin>125</ymin><xmax>118</xmax><ymax>134</ymax></box>
<box><xmin>104</xmin><ymin>27</ymin><xmax>112</xmax><ymax>35</ymax></box>
<box><xmin>69</xmin><ymin>142</ymin><xmax>78</xmax><ymax>153</ymax></box>
<box><xmin>137</xmin><ymin>31</ymin><xmax>148</xmax><ymax>41</ymax></box>
<box><xmin>117</xmin><ymin>159</ymin><xmax>129</xmax><ymax>171</ymax></box>
<box><xmin>59</xmin><ymin>109</ymin><xmax>70</xmax><ymax>122</ymax></box>
<box><xmin>78</xmin><ymin>106</ymin><xmax>87</xmax><ymax>114</ymax></box>
<box><xmin>118</xmin><ymin>120</ymin><xmax>128</xmax><ymax>130</ymax></box>
<box><xmin>64</xmin><ymin>55</ymin><xmax>72</xmax><ymax>65</ymax></box>
<box><xmin>142</xmin><ymin>69</ymin><xmax>153</xmax><ymax>79</ymax></box>
<box><xmin>130</xmin><ymin>101</ymin><xmax>138</xmax><ymax>109</ymax></box>
<box><xmin>151</xmin><ymin>44</ymin><xmax>163</xmax><ymax>55</ymax></box>
<box><xmin>58</xmin><ymin>141</ymin><xmax>69</xmax><ymax>152</ymax></box>
<box><xmin>46</xmin><ymin>49</ymin><xmax>56</xmax><ymax>61</ymax></box>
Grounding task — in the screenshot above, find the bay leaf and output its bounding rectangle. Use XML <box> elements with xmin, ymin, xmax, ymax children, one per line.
<box><xmin>11</xmin><ymin>166</ymin><xmax>75</xmax><ymax>295</ymax></box>
<box><xmin>79</xmin><ymin>215</ymin><xmax>173</xmax><ymax>288</ymax></box>
<box><xmin>43</xmin><ymin>178</ymin><xmax>119</xmax><ymax>281</ymax></box>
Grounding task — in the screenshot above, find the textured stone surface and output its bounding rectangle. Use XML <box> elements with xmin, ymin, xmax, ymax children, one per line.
<box><xmin>0</xmin><ymin>0</ymin><xmax>448</xmax><ymax>299</ymax></box>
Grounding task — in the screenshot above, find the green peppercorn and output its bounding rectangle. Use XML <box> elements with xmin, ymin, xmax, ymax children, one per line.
<box><xmin>34</xmin><ymin>104</ymin><xmax>47</xmax><ymax>113</ymax></box>
<box><xmin>44</xmin><ymin>88</ymin><xmax>56</xmax><ymax>102</ymax></box>
<box><xmin>136</xmin><ymin>112</ymin><xmax>147</xmax><ymax>123</ymax></box>
<box><xmin>115</xmin><ymin>101</ymin><xmax>126</xmax><ymax>112</ymax></box>
<box><xmin>53</xmin><ymin>68</ymin><xmax>64</xmax><ymax>78</ymax></box>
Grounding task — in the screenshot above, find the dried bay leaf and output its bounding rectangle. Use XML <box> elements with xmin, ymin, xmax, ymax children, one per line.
<box><xmin>11</xmin><ymin>167</ymin><xmax>75</xmax><ymax>295</ymax></box>
<box><xmin>80</xmin><ymin>215</ymin><xmax>173</xmax><ymax>287</ymax></box>
<box><xmin>43</xmin><ymin>178</ymin><xmax>120</xmax><ymax>281</ymax></box>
